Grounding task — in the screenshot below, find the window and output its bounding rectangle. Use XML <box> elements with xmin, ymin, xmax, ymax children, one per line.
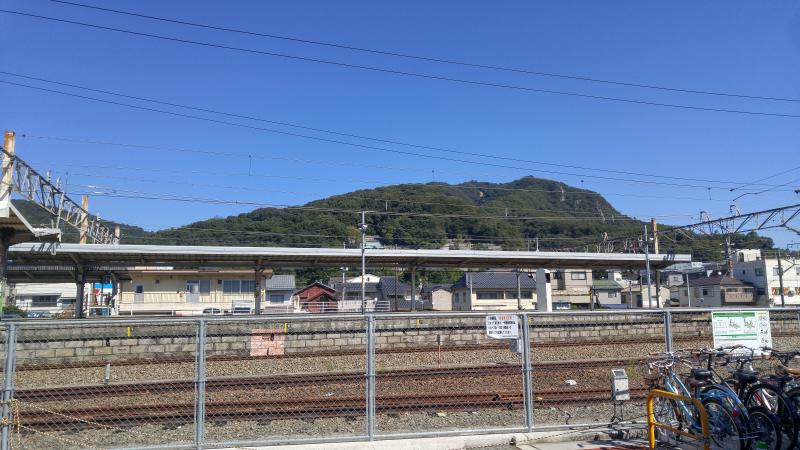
<box><xmin>269</xmin><ymin>294</ymin><xmax>286</xmax><ymax>303</ymax></box>
<box><xmin>199</xmin><ymin>280</ymin><xmax>211</xmax><ymax>294</ymax></box>
<box><xmin>223</xmin><ymin>280</ymin><xmax>256</xmax><ymax>294</ymax></box>
<box><xmin>755</xmin><ymin>268</ymin><xmax>764</xmax><ymax>276</ymax></box>
<box><xmin>608</xmin><ymin>291</ymin><xmax>617</xmax><ymax>298</ymax></box>
<box><xmin>134</xmin><ymin>285</ymin><xmax>144</xmax><ymax>294</ymax></box>
<box><xmin>552</xmin><ymin>271</ymin><xmax>563</xmax><ymax>280</ymax></box>
<box><xmin>222</xmin><ymin>280</ymin><xmax>239</xmax><ymax>294</ymax></box>
<box><xmin>58</xmin><ymin>298</ymin><xmax>75</xmax><ymax>306</ymax></box>
<box><xmin>757</xmin><ymin>288</ymin><xmax>766</xmax><ymax>296</ymax></box>
<box><xmin>505</xmin><ymin>291</ymin><xmax>533</xmax><ymax>299</ymax></box>
<box><xmin>773</xmin><ymin>267</ymin><xmax>781</xmax><ymax>276</ymax></box>
<box><xmin>702</xmin><ymin>288</ymin><xmax>710</xmax><ymax>296</ymax></box>
<box><xmin>186</xmin><ymin>280</ymin><xmax>199</xmax><ymax>293</ymax></box>
<box><xmin>476</xmin><ymin>291</ymin><xmax>502</xmax><ymax>299</ymax></box>
<box><xmin>797</xmin><ymin>267</ymin><xmax>800</xmax><ymax>276</ymax></box>
<box><xmin>30</xmin><ymin>295</ymin><xmax>58</xmax><ymax>307</ymax></box>
<box><xmin>241</xmin><ymin>280</ymin><xmax>256</xmax><ymax>293</ymax></box>
<box><xmin>741</xmin><ymin>270</ymin><xmax>746</xmax><ymax>275</ymax></box>
<box><xmin>520</xmin><ymin>291</ymin><xmax>533</xmax><ymax>299</ymax></box>
<box><xmin>570</xmin><ymin>272</ymin><xmax>587</xmax><ymax>280</ymax></box>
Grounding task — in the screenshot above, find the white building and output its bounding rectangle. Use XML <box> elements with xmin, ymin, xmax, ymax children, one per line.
<box><xmin>733</xmin><ymin>249</ymin><xmax>800</xmax><ymax>306</ymax></box>
<box><xmin>12</xmin><ymin>283</ymin><xmax>79</xmax><ymax>315</ymax></box>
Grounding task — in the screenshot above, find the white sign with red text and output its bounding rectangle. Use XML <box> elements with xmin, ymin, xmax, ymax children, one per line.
<box><xmin>486</xmin><ymin>314</ymin><xmax>520</xmax><ymax>339</ymax></box>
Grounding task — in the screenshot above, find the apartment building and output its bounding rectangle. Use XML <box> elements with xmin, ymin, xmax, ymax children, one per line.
<box><xmin>734</xmin><ymin>249</ymin><xmax>800</xmax><ymax>306</ymax></box>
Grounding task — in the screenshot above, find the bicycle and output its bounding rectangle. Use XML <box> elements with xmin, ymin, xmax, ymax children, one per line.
<box><xmin>647</xmin><ymin>350</ymin><xmax>753</xmax><ymax>449</ymax></box>
<box><xmin>719</xmin><ymin>346</ymin><xmax>799</xmax><ymax>450</ymax></box>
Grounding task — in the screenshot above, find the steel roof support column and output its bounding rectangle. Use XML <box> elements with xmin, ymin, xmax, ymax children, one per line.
<box><xmin>410</xmin><ymin>266</ymin><xmax>416</xmax><ymax>312</ymax></box>
<box><xmin>74</xmin><ymin>269</ymin><xmax>87</xmax><ymax>319</ymax></box>
<box><xmin>254</xmin><ymin>267</ymin><xmax>264</xmax><ymax>315</ymax></box>
<box><xmin>0</xmin><ymin>232</ymin><xmax>11</xmax><ymax>315</ymax></box>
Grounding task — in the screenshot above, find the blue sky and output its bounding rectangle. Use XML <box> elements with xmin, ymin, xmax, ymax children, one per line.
<box><xmin>1</xmin><ymin>1</ymin><xmax>799</xmax><ymax>247</ymax></box>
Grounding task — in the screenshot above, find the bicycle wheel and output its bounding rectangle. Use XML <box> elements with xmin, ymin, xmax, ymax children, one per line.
<box><xmin>747</xmin><ymin>406</ymin><xmax>782</xmax><ymax>450</ymax></box>
<box><xmin>703</xmin><ymin>397</ymin><xmax>746</xmax><ymax>450</ymax></box>
<box><xmin>745</xmin><ymin>383</ymin><xmax>799</xmax><ymax>450</ymax></box>
<box><xmin>652</xmin><ymin>395</ymin><xmax>683</xmax><ymax>444</ymax></box>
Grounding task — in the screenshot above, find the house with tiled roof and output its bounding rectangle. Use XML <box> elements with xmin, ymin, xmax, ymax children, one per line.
<box><xmin>376</xmin><ymin>276</ymin><xmax>426</xmax><ymax>311</ymax></box>
<box><xmin>293</xmin><ymin>282</ymin><xmax>337</xmax><ymax>313</ymax></box>
<box><xmin>591</xmin><ymin>279</ymin><xmax>623</xmax><ymax>307</ymax></box>
<box><xmin>420</xmin><ymin>284</ymin><xmax>453</xmax><ymax>311</ymax></box>
<box><xmin>450</xmin><ymin>272</ymin><xmax>536</xmax><ymax>311</ymax></box>
<box><xmin>670</xmin><ymin>274</ymin><xmax>756</xmax><ymax>307</ymax></box>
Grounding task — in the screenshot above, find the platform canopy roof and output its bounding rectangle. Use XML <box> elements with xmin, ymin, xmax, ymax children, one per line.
<box><xmin>0</xmin><ymin>203</ymin><xmax>60</xmax><ymax>245</ymax></box>
<box><xmin>7</xmin><ymin>243</ymin><xmax>690</xmax><ymax>283</ymax></box>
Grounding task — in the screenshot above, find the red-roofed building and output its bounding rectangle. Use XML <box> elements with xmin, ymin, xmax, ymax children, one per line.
<box><xmin>294</xmin><ymin>282</ymin><xmax>338</xmax><ymax>313</ymax></box>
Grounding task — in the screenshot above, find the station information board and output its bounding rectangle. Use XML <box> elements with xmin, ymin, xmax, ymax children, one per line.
<box><xmin>486</xmin><ymin>314</ymin><xmax>520</xmax><ymax>339</ymax></box>
<box><xmin>711</xmin><ymin>310</ymin><xmax>772</xmax><ymax>355</ymax></box>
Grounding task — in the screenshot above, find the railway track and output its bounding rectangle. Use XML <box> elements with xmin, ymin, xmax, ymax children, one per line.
<box><xmin>18</xmin><ymin>387</ymin><xmax>650</xmax><ymax>431</ymax></box>
<box><xmin>16</xmin><ymin>357</ymin><xmax>643</xmax><ymax>402</ymax></box>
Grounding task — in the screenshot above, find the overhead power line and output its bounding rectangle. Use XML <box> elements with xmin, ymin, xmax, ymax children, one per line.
<box><xmin>3</xmin><ymin>9</ymin><xmax>800</xmax><ymax>119</ymax></box>
<box><xmin>55</xmin><ymin>175</ymin><xmax>646</xmax><ymax>218</ymax></box>
<box><xmin>48</xmin><ymin>0</ymin><xmax>800</xmax><ymax>103</ymax></box>
<box><xmin>5</xmin><ymin>80</ymin><xmax>798</xmax><ymax>193</ymax></box>
<box><xmin>66</xmin><ymin>186</ymin><xmax>644</xmax><ymax>221</ymax></box>
<box><xmin>22</xmin><ymin>153</ymin><xmax>734</xmax><ymax>204</ymax></box>
<box><xmin>6</xmin><ymin>80</ymin><xmax>780</xmax><ymax>189</ymax></box>
<box><xmin>3</xmin><ymin>71</ymin><xmax>788</xmax><ymax>189</ymax></box>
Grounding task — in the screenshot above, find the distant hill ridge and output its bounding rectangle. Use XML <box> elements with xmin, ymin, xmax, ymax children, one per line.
<box><xmin>11</xmin><ymin>176</ymin><xmax>774</xmax><ymax>262</ymax></box>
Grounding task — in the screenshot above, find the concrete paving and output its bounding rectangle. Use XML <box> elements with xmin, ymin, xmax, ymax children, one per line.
<box><xmin>238</xmin><ymin>431</ymin><xmax>649</xmax><ymax>450</ymax></box>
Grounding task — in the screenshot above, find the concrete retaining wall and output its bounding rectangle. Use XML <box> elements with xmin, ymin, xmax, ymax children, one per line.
<box><xmin>3</xmin><ymin>312</ymin><xmax>798</xmax><ymax>367</ymax></box>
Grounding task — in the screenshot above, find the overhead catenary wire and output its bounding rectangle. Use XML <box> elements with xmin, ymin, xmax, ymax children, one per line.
<box><xmin>48</xmin><ymin>171</ymin><xmax>699</xmax><ymax>219</ymax></box>
<box><xmin>64</xmin><ymin>187</ymin><xmax>650</xmax><ymax>221</ymax></box>
<box><xmin>44</xmin><ymin>0</ymin><xmax>800</xmax><ymax>104</ymax></box>
<box><xmin>21</xmin><ymin>154</ymin><xmax>741</xmax><ymax>203</ymax></box>
<box><xmin>4</xmin><ymin>71</ymin><xmax>792</xmax><ymax>189</ymax></box>
<box><xmin>2</xmin><ymin>9</ymin><xmax>800</xmax><ymax>120</ymax></box>
<box><xmin>5</xmin><ymin>81</ymin><xmax>799</xmax><ymax>193</ymax></box>
<box><xmin>20</xmin><ymin>134</ymin><xmax>772</xmax><ymax>199</ymax></box>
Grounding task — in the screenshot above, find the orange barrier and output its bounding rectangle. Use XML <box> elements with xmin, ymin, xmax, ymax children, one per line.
<box><xmin>646</xmin><ymin>389</ymin><xmax>710</xmax><ymax>450</ymax></box>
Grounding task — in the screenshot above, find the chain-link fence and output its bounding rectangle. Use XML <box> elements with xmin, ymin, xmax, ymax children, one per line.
<box><xmin>0</xmin><ymin>308</ymin><xmax>797</xmax><ymax>449</ymax></box>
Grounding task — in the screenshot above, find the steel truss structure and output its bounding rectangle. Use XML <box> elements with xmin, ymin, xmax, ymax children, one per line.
<box><xmin>1</xmin><ymin>147</ymin><xmax>118</xmax><ymax>245</ymax></box>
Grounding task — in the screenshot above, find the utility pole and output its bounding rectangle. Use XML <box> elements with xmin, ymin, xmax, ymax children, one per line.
<box><xmin>0</xmin><ymin>132</ymin><xmax>14</xmax><ymax>315</ymax></box>
<box><xmin>686</xmin><ymin>273</ymin><xmax>692</xmax><ymax>308</ymax></box>
<box><xmin>777</xmin><ymin>249</ymin><xmax>785</xmax><ymax>307</ymax></box>
<box><xmin>79</xmin><ymin>195</ymin><xmax>89</xmax><ymax>244</ymax></box>
<box><xmin>410</xmin><ymin>266</ymin><xmax>417</xmax><ymax>312</ymax></box>
<box><xmin>644</xmin><ymin>224</ymin><xmax>653</xmax><ymax>308</ymax></box>
<box><xmin>360</xmin><ymin>211</ymin><xmax>367</xmax><ymax>314</ymax></box>
<box><xmin>516</xmin><ymin>270</ymin><xmax>522</xmax><ymax>310</ymax></box>
<box><xmin>650</xmin><ymin>218</ymin><xmax>659</xmax><ymax>254</ymax></box>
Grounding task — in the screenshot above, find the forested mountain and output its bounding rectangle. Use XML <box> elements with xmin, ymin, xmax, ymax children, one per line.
<box><xmin>11</xmin><ymin>176</ymin><xmax>775</xmax><ymax>264</ymax></box>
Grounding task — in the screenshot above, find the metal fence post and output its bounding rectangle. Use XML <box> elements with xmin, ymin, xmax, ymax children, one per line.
<box><xmin>663</xmin><ymin>310</ymin><xmax>673</xmax><ymax>353</ymax></box>
<box><xmin>520</xmin><ymin>313</ymin><xmax>534</xmax><ymax>432</ymax></box>
<box><xmin>194</xmin><ymin>319</ymin><xmax>207</xmax><ymax>449</ymax></box>
<box><xmin>1</xmin><ymin>323</ymin><xmax>17</xmax><ymax>450</ymax></box>
<box><xmin>366</xmin><ymin>315</ymin><xmax>376</xmax><ymax>439</ymax></box>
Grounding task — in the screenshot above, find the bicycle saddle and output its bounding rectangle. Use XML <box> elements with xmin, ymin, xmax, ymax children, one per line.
<box><xmin>733</xmin><ymin>369</ymin><xmax>759</xmax><ymax>385</ymax></box>
<box><xmin>779</xmin><ymin>365</ymin><xmax>800</xmax><ymax>376</ymax></box>
<box><xmin>690</xmin><ymin>368</ymin><xmax>713</xmax><ymax>380</ymax></box>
